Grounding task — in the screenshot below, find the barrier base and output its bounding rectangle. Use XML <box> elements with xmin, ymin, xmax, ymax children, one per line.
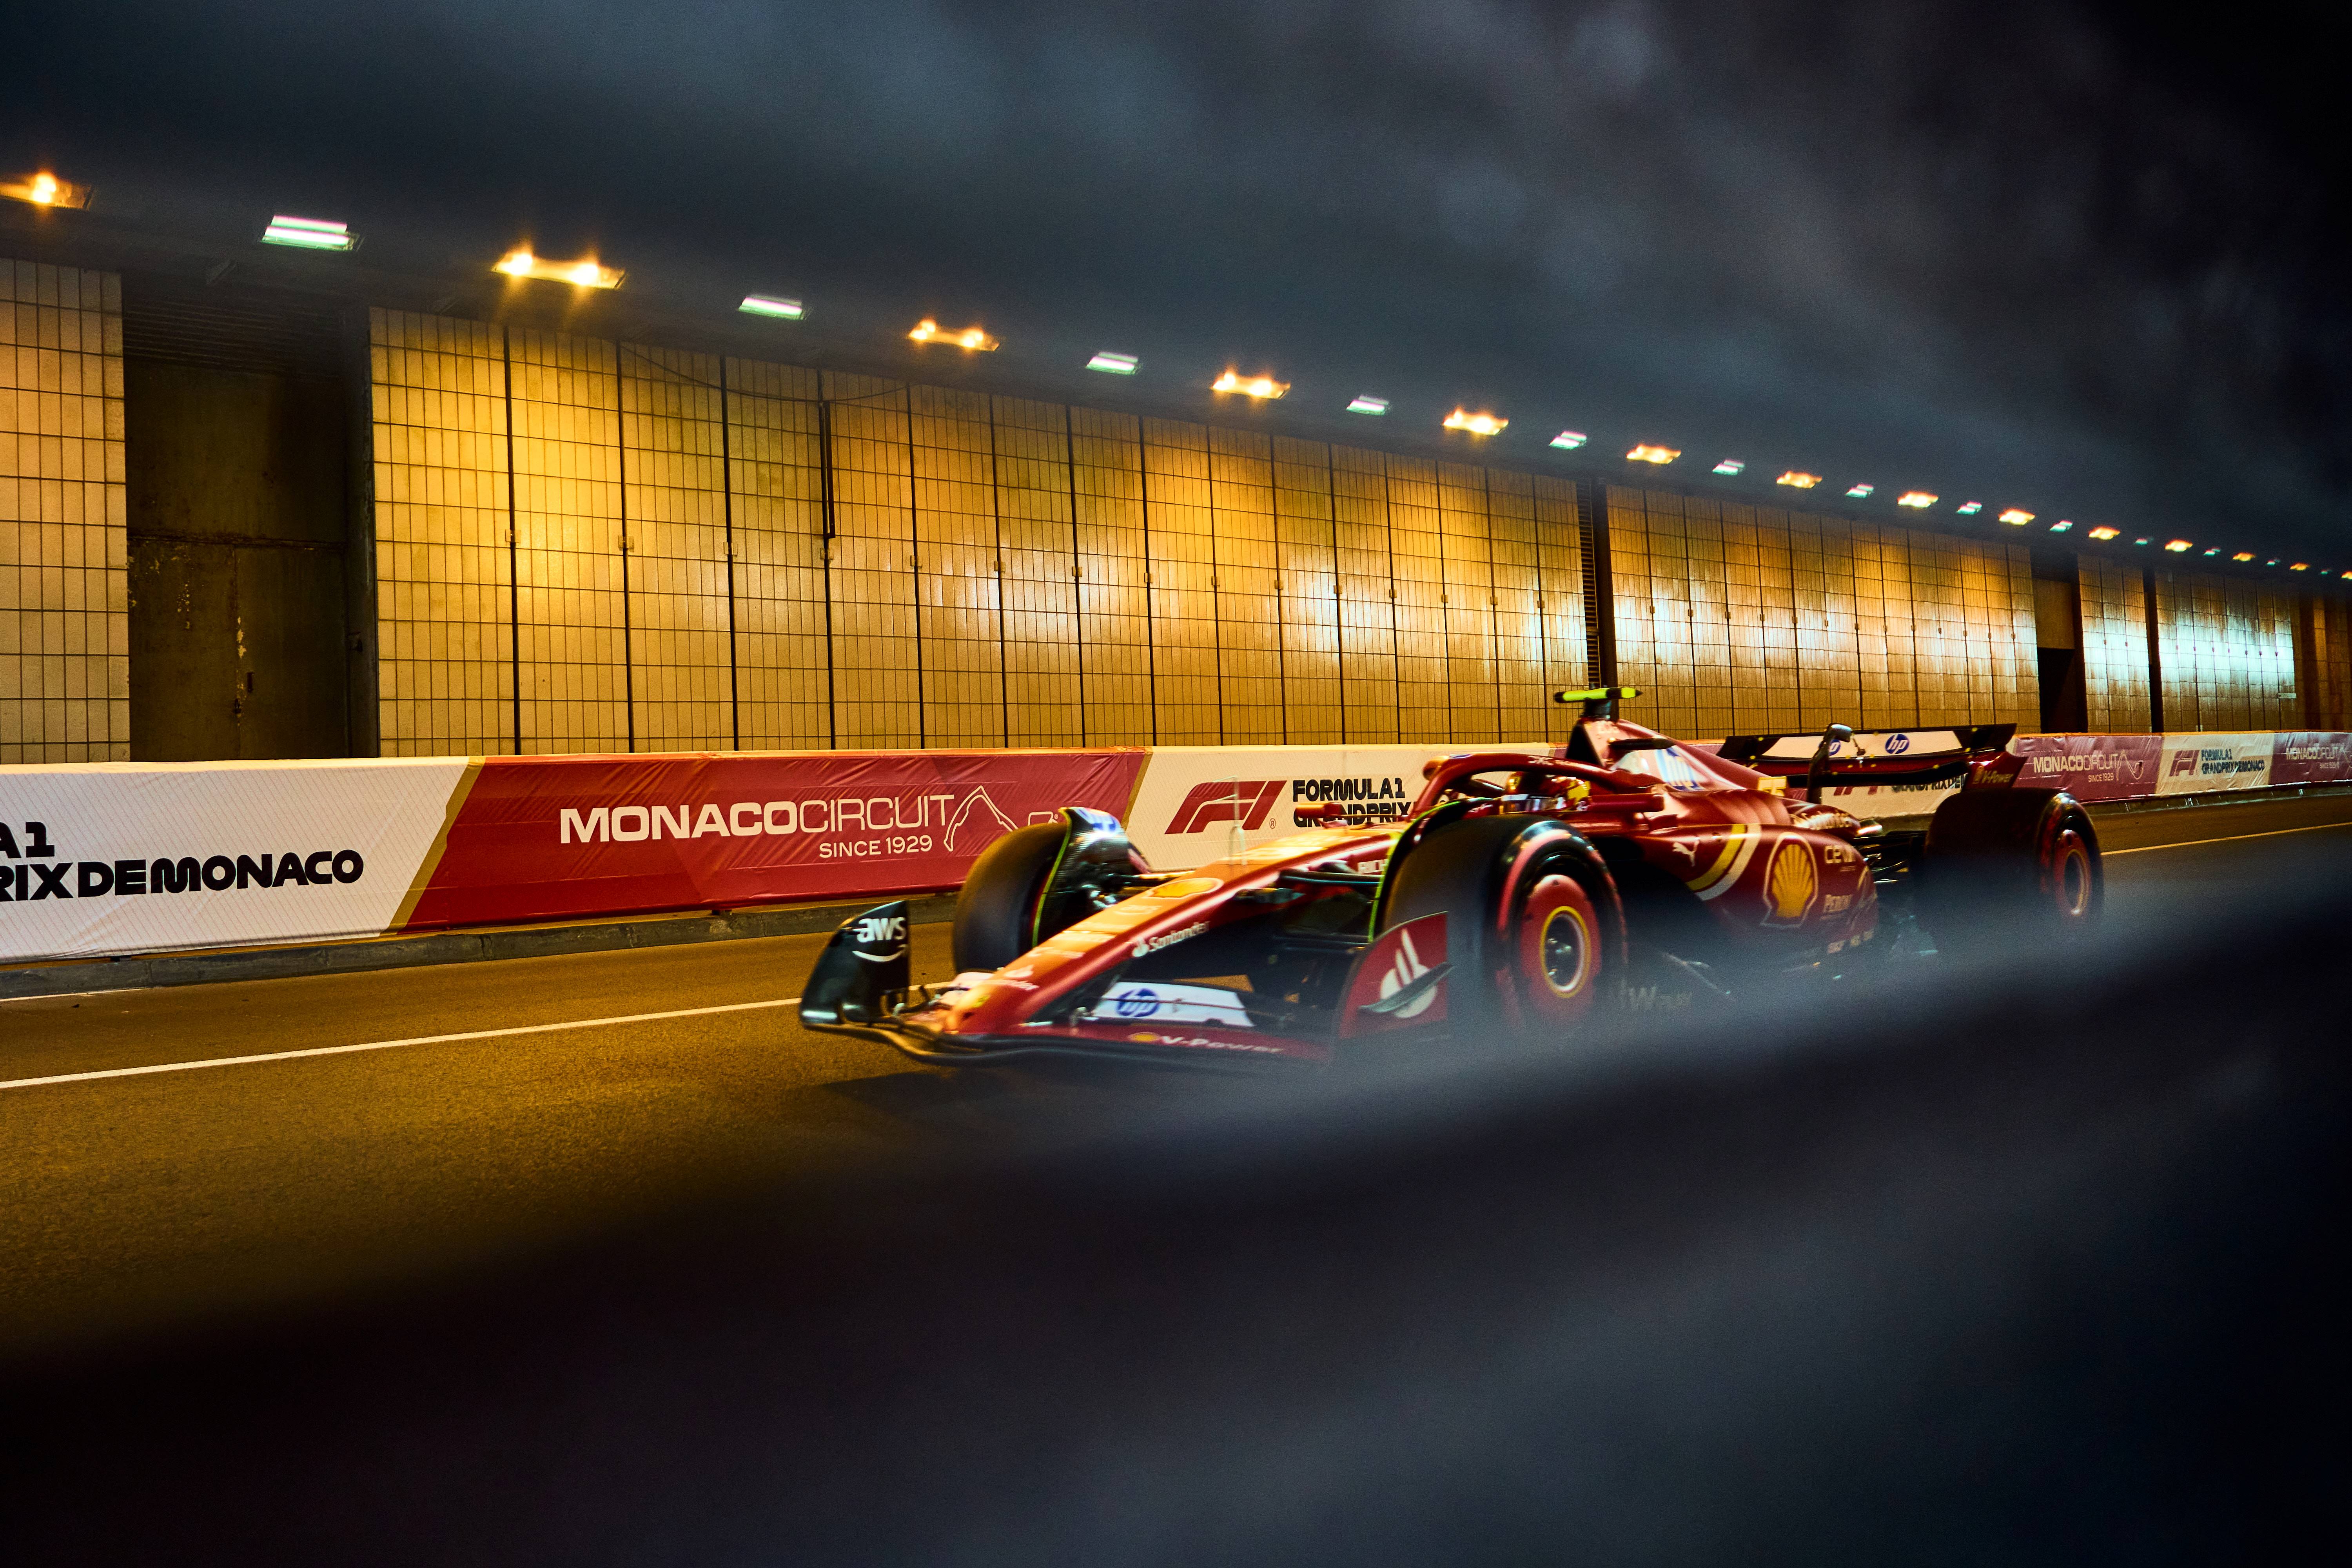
<box><xmin>0</xmin><ymin>894</ymin><xmax>959</xmax><ymax>1001</ymax></box>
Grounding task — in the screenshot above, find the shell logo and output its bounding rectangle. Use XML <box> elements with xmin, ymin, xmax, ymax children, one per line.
<box><xmin>1766</xmin><ymin>839</ymin><xmax>1819</xmax><ymax>922</ymax></box>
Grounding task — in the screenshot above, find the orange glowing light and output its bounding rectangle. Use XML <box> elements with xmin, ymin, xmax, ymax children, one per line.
<box><xmin>1444</xmin><ymin>408</ymin><xmax>1508</xmax><ymax>436</ymax></box>
<box><xmin>1212</xmin><ymin>370</ymin><xmax>1289</xmax><ymax>399</ymax></box>
<box><xmin>1998</xmin><ymin>508</ymin><xmax>2035</xmax><ymax>525</ymax></box>
<box><xmin>909</xmin><ymin>319</ymin><xmax>998</xmax><ymax>351</ymax></box>
<box><xmin>1897</xmin><ymin>492</ymin><xmax>1938</xmax><ymax>508</ymax></box>
<box><xmin>2</xmin><ymin>170</ymin><xmax>90</xmax><ymax>208</ymax></box>
<box><xmin>1626</xmin><ymin>444</ymin><xmax>1680</xmax><ymax>464</ymax></box>
<box><xmin>2290</xmin><ymin>562</ymin><xmax>2310</xmax><ymax>572</ymax></box>
<box><xmin>494</xmin><ymin>249</ymin><xmax>621</xmax><ymax>288</ymax></box>
<box><xmin>2087</xmin><ymin>526</ymin><xmax>2121</xmax><ymax>541</ymax></box>
<box><xmin>1776</xmin><ymin>471</ymin><xmax>1821</xmax><ymax>489</ymax></box>
<box><xmin>2163</xmin><ymin>539</ymin><xmax>2192</xmax><ymax>552</ymax></box>
<box><xmin>2232</xmin><ymin>552</ymin><xmax>2255</xmax><ymax>562</ymax></box>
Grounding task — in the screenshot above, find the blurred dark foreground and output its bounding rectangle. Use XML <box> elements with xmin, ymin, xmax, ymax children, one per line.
<box><xmin>3</xmin><ymin>859</ymin><xmax>2345</xmax><ymax>1566</ymax></box>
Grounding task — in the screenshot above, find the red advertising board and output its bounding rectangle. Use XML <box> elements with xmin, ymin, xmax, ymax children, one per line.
<box><xmin>401</xmin><ymin>748</ymin><xmax>1148</xmax><ymax>930</ymax></box>
<box><xmin>2267</xmin><ymin>732</ymin><xmax>2352</xmax><ymax>788</ymax></box>
<box><xmin>2007</xmin><ymin>733</ymin><xmax>2164</xmax><ymax>802</ymax></box>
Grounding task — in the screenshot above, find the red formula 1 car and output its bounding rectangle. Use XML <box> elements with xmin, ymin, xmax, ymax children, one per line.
<box><xmin>800</xmin><ymin>690</ymin><xmax>2102</xmax><ymax>1069</ymax></box>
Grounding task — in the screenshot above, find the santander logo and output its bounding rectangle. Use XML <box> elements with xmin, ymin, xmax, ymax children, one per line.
<box><xmin>1377</xmin><ymin>927</ymin><xmax>1439</xmax><ymax>1020</ymax></box>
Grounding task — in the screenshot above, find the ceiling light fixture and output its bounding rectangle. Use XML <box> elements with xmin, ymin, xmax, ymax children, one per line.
<box><xmin>1897</xmin><ymin>491</ymin><xmax>1937</xmax><ymax>508</ymax></box>
<box><xmin>739</xmin><ymin>294</ymin><xmax>804</xmax><ymax>320</ymax></box>
<box><xmin>1998</xmin><ymin>508</ymin><xmax>2034</xmax><ymax>525</ymax></box>
<box><xmin>2163</xmin><ymin>539</ymin><xmax>2193</xmax><ymax>552</ymax></box>
<box><xmin>1213</xmin><ymin>369</ymin><xmax>1287</xmax><ymax>398</ymax></box>
<box><xmin>1627</xmin><ymin>444</ymin><xmax>1679</xmax><ymax>464</ymax></box>
<box><xmin>909</xmin><ymin>318</ymin><xmax>997</xmax><ymax>350</ymax></box>
<box><xmin>1</xmin><ymin>170</ymin><xmax>91</xmax><ymax>208</ymax></box>
<box><xmin>2232</xmin><ymin>552</ymin><xmax>2256</xmax><ymax>562</ymax></box>
<box><xmin>1846</xmin><ymin>483</ymin><xmax>1875</xmax><ymax>498</ymax></box>
<box><xmin>1776</xmin><ymin>472</ymin><xmax>1821</xmax><ymax>489</ymax></box>
<box><xmin>496</xmin><ymin>249</ymin><xmax>622</xmax><ymax>288</ymax></box>
<box><xmin>1088</xmin><ymin>351</ymin><xmax>1139</xmax><ymax>375</ymax></box>
<box><xmin>1551</xmin><ymin>430</ymin><xmax>1587</xmax><ymax>449</ymax></box>
<box><xmin>1956</xmin><ymin>501</ymin><xmax>1983</xmax><ymax>515</ymax></box>
<box><xmin>2049</xmin><ymin>521</ymin><xmax>2074</xmax><ymax>532</ymax></box>
<box><xmin>1445</xmin><ymin>409</ymin><xmax>1507</xmax><ymax>436</ymax></box>
<box><xmin>261</xmin><ymin>215</ymin><xmax>356</xmax><ymax>251</ymax></box>
<box><xmin>2290</xmin><ymin>562</ymin><xmax>2310</xmax><ymax>572</ymax></box>
<box><xmin>2087</xmin><ymin>526</ymin><xmax>2121</xmax><ymax>540</ymax></box>
<box><xmin>1713</xmin><ymin>459</ymin><xmax>1745</xmax><ymax>475</ymax></box>
<box><xmin>1347</xmin><ymin>396</ymin><xmax>1389</xmax><ymax>415</ymax></box>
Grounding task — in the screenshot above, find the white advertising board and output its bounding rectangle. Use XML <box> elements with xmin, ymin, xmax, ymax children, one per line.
<box><xmin>2154</xmin><ymin>733</ymin><xmax>2274</xmax><ymax>795</ymax></box>
<box><xmin>1123</xmin><ymin>744</ymin><xmax>1554</xmax><ymax>869</ymax></box>
<box><xmin>0</xmin><ymin>757</ymin><xmax>470</xmax><ymax>963</ymax></box>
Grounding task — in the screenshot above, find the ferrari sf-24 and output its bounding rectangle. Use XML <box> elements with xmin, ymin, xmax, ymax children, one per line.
<box><xmin>800</xmin><ymin>689</ymin><xmax>2101</xmax><ymax>1068</ymax></box>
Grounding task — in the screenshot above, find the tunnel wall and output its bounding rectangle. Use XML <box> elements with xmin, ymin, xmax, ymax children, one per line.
<box><xmin>369</xmin><ymin>310</ymin><xmax>1592</xmax><ymax>757</ymax></box>
<box><xmin>1604</xmin><ymin>485</ymin><xmax>2036</xmax><ymax>740</ymax></box>
<box><xmin>2077</xmin><ymin>557</ymin><xmax>2153</xmax><ymax>733</ymax></box>
<box><xmin>0</xmin><ymin>261</ymin><xmax>126</xmax><ymax>763</ymax></box>
<box><xmin>2149</xmin><ymin>569</ymin><xmax>2300</xmax><ymax>732</ymax></box>
<box><xmin>123</xmin><ymin>358</ymin><xmax>352</xmax><ymax>759</ymax></box>
<box><xmin>7</xmin><ymin>254</ymin><xmax>2350</xmax><ymax>765</ymax></box>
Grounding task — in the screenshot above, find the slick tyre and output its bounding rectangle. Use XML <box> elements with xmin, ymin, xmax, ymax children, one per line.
<box><xmin>1382</xmin><ymin>816</ymin><xmax>1620</xmax><ymax>1042</ymax></box>
<box><xmin>1918</xmin><ymin>786</ymin><xmax>2101</xmax><ymax>959</ymax></box>
<box><xmin>951</xmin><ymin>822</ymin><xmax>1065</xmax><ymax>973</ymax></box>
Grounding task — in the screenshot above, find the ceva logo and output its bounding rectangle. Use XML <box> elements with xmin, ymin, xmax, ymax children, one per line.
<box><xmin>1165</xmin><ymin>780</ymin><xmax>1285</xmax><ymax>834</ymax></box>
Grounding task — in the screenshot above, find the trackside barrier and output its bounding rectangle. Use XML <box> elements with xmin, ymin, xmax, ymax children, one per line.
<box><xmin>5</xmin><ymin>733</ymin><xmax>2352</xmax><ymax>967</ymax></box>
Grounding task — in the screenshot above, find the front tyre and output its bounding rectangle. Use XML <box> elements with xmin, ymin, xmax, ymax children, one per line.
<box><xmin>950</xmin><ymin>823</ymin><xmax>1065</xmax><ymax>973</ymax></box>
<box><xmin>1382</xmin><ymin>816</ymin><xmax>1620</xmax><ymax>1042</ymax></box>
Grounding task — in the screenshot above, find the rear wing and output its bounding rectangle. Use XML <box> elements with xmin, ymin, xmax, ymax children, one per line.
<box><xmin>1716</xmin><ymin>725</ymin><xmax>2018</xmax><ymax>791</ymax></box>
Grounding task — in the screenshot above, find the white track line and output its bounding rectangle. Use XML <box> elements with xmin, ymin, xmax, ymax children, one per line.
<box><xmin>2104</xmin><ymin>820</ymin><xmax>2352</xmax><ymax>856</ymax></box>
<box><xmin>0</xmin><ymin>996</ymin><xmax>802</xmax><ymax>1094</ymax></box>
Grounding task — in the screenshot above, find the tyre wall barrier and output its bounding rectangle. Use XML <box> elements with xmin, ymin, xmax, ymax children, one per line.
<box><xmin>6</xmin><ymin>732</ymin><xmax>2352</xmax><ymax>966</ymax></box>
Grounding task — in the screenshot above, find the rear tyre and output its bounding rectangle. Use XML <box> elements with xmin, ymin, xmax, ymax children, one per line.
<box><xmin>1918</xmin><ymin>786</ymin><xmax>2102</xmax><ymax>958</ymax></box>
<box><xmin>951</xmin><ymin>823</ymin><xmax>1065</xmax><ymax>973</ymax></box>
<box><xmin>1382</xmin><ymin>816</ymin><xmax>1619</xmax><ymax>1041</ymax></box>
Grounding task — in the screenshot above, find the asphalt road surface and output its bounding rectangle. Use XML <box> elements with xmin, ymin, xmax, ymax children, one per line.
<box><xmin>4</xmin><ymin>790</ymin><xmax>2350</xmax><ymax>1364</ymax></box>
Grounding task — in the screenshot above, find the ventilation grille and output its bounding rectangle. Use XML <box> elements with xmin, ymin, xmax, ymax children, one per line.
<box><xmin>121</xmin><ymin>274</ymin><xmax>351</xmax><ymax>381</ymax></box>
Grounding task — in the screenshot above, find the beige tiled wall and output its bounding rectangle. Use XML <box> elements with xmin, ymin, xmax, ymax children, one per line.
<box><xmin>2</xmin><ymin>261</ymin><xmax>125</xmax><ymax>762</ymax></box>
<box><xmin>727</xmin><ymin>358</ymin><xmax>830</xmax><ymax>749</ymax></box>
<box><xmin>371</xmin><ymin>310</ymin><xmax>1592</xmax><ymax>753</ymax></box>
<box><xmin>2307</xmin><ymin>595</ymin><xmax>2352</xmax><ymax>731</ymax></box>
<box><xmin>1608</xmin><ymin>485</ymin><xmax>2036</xmax><ymax>739</ymax></box>
<box><xmin>378</xmin><ymin>305</ymin><xmax>2352</xmax><ymax>753</ymax></box>
<box><xmin>622</xmin><ymin>345</ymin><xmax>732</xmax><ymax>750</ymax></box>
<box><xmin>2077</xmin><ymin>557</ymin><xmax>2151</xmax><ymax>733</ymax></box>
<box><xmin>372</xmin><ymin>309</ymin><xmax>512</xmax><ymax>756</ymax></box>
<box><xmin>2151</xmin><ymin>570</ymin><xmax>2298</xmax><ymax>731</ymax></box>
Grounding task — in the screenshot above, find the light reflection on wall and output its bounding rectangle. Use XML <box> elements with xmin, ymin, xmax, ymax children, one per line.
<box><xmin>1606</xmin><ymin>486</ymin><xmax>2036</xmax><ymax>739</ymax></box>
<box><xmin>2151</xmin><ymin>570</ymin><xmax>2298</xmax><ymax>731</ymax></box>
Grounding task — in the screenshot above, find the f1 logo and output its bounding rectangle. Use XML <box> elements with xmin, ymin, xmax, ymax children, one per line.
<box><xmin>1165</xmin><ymin>780</ymin><xmax>1284</xmax><ymax>834</ymax></box>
